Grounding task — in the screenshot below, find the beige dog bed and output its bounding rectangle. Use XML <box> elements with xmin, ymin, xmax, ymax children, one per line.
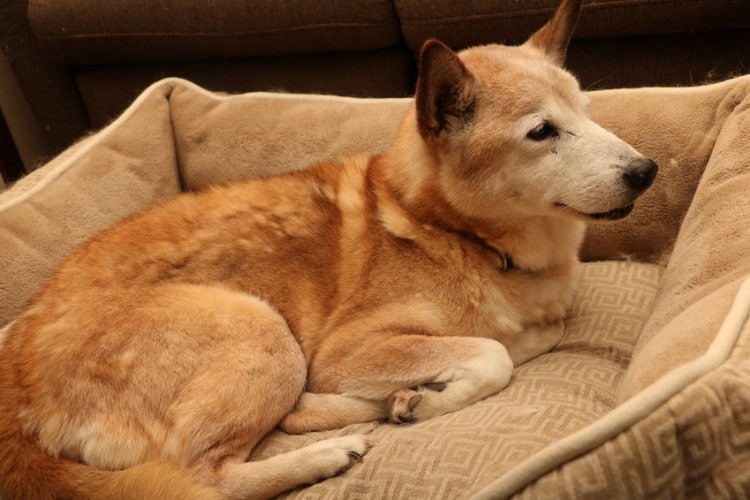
<box><xmin>1</xmin><ymin>77</ymin><xmax>749</xmax><ymax>498</ymax></box>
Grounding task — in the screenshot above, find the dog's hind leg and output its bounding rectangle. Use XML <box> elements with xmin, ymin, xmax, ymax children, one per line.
<box><xmin>132</xmin><ymin>284</ymin><xmax>370</xmax><ymax>498</ymax></box>
<box><xmin>279</xmin><ymin>392</ymin><xmax>387</xmax><ymax>433</ymax></box>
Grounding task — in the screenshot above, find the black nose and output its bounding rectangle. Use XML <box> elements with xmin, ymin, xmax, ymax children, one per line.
<box><xmin>623</xmin><ymin>158</ymin><xmax>658</xmax><ymax>192</ymax></box>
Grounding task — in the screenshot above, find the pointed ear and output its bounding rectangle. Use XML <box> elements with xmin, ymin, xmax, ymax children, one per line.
<box><xmin>415</xmin><ymin>39</ymin><xmax>477</xmax><ymax>139</ymax></box>
<box><xmin>524</xmin><ymin>0</ymin><xmax>582</xmax><ymax>66</ymax></box>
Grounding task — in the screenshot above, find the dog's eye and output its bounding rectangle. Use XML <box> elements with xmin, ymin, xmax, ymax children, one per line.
<box><xmin>527</xmin><ymin>122</ymin><xmax>558</xmax><ymax>141</ymax></box>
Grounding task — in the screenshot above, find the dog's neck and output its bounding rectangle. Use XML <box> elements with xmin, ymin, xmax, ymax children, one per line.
<box><xmin>375</xmin><ymin>111</ymin><xmax>585</xmax><ymax>272</ymax></box>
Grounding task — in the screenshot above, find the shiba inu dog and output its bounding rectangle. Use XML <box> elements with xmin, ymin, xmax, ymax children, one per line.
<box><xmin>0</xmin><ymin>0</ymin><xmax>657</xmax><ymax>498</ymax></box>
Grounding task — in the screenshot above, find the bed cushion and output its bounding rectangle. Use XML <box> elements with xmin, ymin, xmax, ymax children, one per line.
<box><xmin>0</xmin><ymin>88</ymin><xmax>181</xmax><ymax>325</ymax></box>
<box><xmin>1</xmin><ymin>77</ymin><xmax>748</xmax><ymax>497</ymax></box>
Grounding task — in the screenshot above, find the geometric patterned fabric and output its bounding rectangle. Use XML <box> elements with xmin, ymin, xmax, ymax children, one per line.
<box><xmin>514</xmin><ymin>296</ymin><xmax>750</xmax><ymax>498</ymax></box>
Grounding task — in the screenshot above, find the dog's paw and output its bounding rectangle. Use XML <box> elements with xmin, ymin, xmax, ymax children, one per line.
<box><xmin>388</xmin><ymin>382</ymin><xmax>451</xmax><ymax>424</ymax></box>
<box><xmin>304</xmin><ymin>435</ymin><xmax>372</xmax><ymax>482</ymax></box>
<box><xmin>387</xmin><ymin>387</ymin><xmax>425</xmax><ymax>424</ymax></box>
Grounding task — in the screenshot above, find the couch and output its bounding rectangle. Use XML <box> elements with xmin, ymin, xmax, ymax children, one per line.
<box><xmin>1</xmin><ymin>0</ymin><xmax>749</xmax><ymax>169</ymax></box>
<box><xmin>1</xmin><ymin>75</ymin><xmax>749</xmax><ymax>497</ymax></box>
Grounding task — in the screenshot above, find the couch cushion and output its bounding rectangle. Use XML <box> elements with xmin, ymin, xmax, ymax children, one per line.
<box><xmin>74</xmin><ymin>49</ymin><xmax>415</xmax><ymax>129</ymax></box>
<box><xmin>28</xmin><ymin>0</ymin><xmax>401</xmax><ymax>64</ymax></box>
<box><xmin>395</xmin><ymin>0</ymin><xmax>750</xmax><ymax>53</ymax></box>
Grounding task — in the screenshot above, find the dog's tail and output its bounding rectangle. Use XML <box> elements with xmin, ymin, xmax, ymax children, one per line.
<box><xmin>0</xmin><ymin>404</ymin><xmax>221</xmax><ymax>499</ymax></box>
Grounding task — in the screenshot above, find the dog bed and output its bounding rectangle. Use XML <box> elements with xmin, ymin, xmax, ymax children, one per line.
<box><xmin>1</xmin><ymin>76</ymin><xmax>749</xmax><ymax>498</ymax></box>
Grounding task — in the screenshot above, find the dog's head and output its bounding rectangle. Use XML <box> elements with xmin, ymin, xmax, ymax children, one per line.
<box><xmin>411</xmin><ymin>0</ymin><xmax>657</xmax><ymax>223</ymax></box>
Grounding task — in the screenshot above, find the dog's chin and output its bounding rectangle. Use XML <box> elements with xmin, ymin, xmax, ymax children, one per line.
<box><xmin>555</xmin><ymin>203</ymin><xmax>635</xmax><ymax>221</ymax></box>
<box><xmin>584</xmin><ymin>203</ymin><xmax>635</xmax><ymax>221</ymax></box>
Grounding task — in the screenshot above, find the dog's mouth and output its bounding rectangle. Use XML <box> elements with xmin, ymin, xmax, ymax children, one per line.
<box><xmin>555</xmin><ymin>203</ymin><xmax>634</xmax><ymax>221</ymax></box>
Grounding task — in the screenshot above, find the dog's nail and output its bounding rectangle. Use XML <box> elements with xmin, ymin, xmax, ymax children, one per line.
<box><xmin>408</xmin><ymin>393</ymin><xmax>422</xmax><ymax>411</ymax></box>
<box><xmin>347</xmin><ymin>450</ymin><xmax>364</xmax><ymax>462</ymax></box>
<box><xmin>423</xmin><ymin>381</ymin><xmax>447</xmax><ymax>392</ymax></box>
<box><xmin>398</xmin><ymin>415</ymin><xmax>417</xmax><ymax>424</ymax></box>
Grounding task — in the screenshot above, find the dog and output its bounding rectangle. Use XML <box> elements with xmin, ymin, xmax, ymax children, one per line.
<box><xmin>0</xmin><ymin>0</ymin><xmax>657</xmax><ymax>497</ymax></box>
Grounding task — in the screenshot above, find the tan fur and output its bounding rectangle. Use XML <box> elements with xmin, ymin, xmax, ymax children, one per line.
<box><xmin>0</xmin><ymin>0</ymin><xmax>656</xmax><ymax>497</ymax></box>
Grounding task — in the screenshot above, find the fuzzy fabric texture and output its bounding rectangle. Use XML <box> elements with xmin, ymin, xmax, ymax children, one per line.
<box><xmin>1</xmin><ymin>77</ymin><xmax>749</xmax><ymax>497</ymax></box>
<box><xmin>617</xmin><ymin>80</ymin><xmax>750</xmax><ymax>401</ymax></box>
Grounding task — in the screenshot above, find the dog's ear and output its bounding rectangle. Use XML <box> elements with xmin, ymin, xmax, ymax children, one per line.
<box><xmin>415</xmin><ymin>39</ymin><xmax>477</xmax><ymax>140</ymax></box>
<box><xmin>524</xmin><ymin>0</ymin><xmax>582</xmax><ymax>66</ymax></box>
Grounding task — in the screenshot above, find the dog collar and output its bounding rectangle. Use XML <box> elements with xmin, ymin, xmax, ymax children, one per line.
<box><xmin>462</xmin><ymin>231</ymin><xmax>518</xmax><ymax>272</ymax></box>
<box><xmin>499</xmin><ymin>253</ymin><xmax>516</xmax><ymax>272</ymax></box>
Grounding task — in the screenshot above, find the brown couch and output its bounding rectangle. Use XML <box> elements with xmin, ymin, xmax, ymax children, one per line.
<box><xmin>1</xmin><ymin>0</ymin><xmax>749</xmax><ymax>175</ymax></box>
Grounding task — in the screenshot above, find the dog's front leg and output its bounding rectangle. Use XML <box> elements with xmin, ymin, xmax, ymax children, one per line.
<box><xmin>307</xmin><ymin>334</ymin><xmax>513</xmax><ymax>428</ymax></box>
<box><xmin>383</xmin><ymin>336</ymin><xmax>514</xmax><ymax>425</ymax></box>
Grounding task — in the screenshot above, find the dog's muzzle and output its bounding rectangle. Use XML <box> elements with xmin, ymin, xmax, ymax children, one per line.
<box><xmin>554</xmin><ymin>157</ymin><xmax>658</xmax><ymax>221</ymax></box>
